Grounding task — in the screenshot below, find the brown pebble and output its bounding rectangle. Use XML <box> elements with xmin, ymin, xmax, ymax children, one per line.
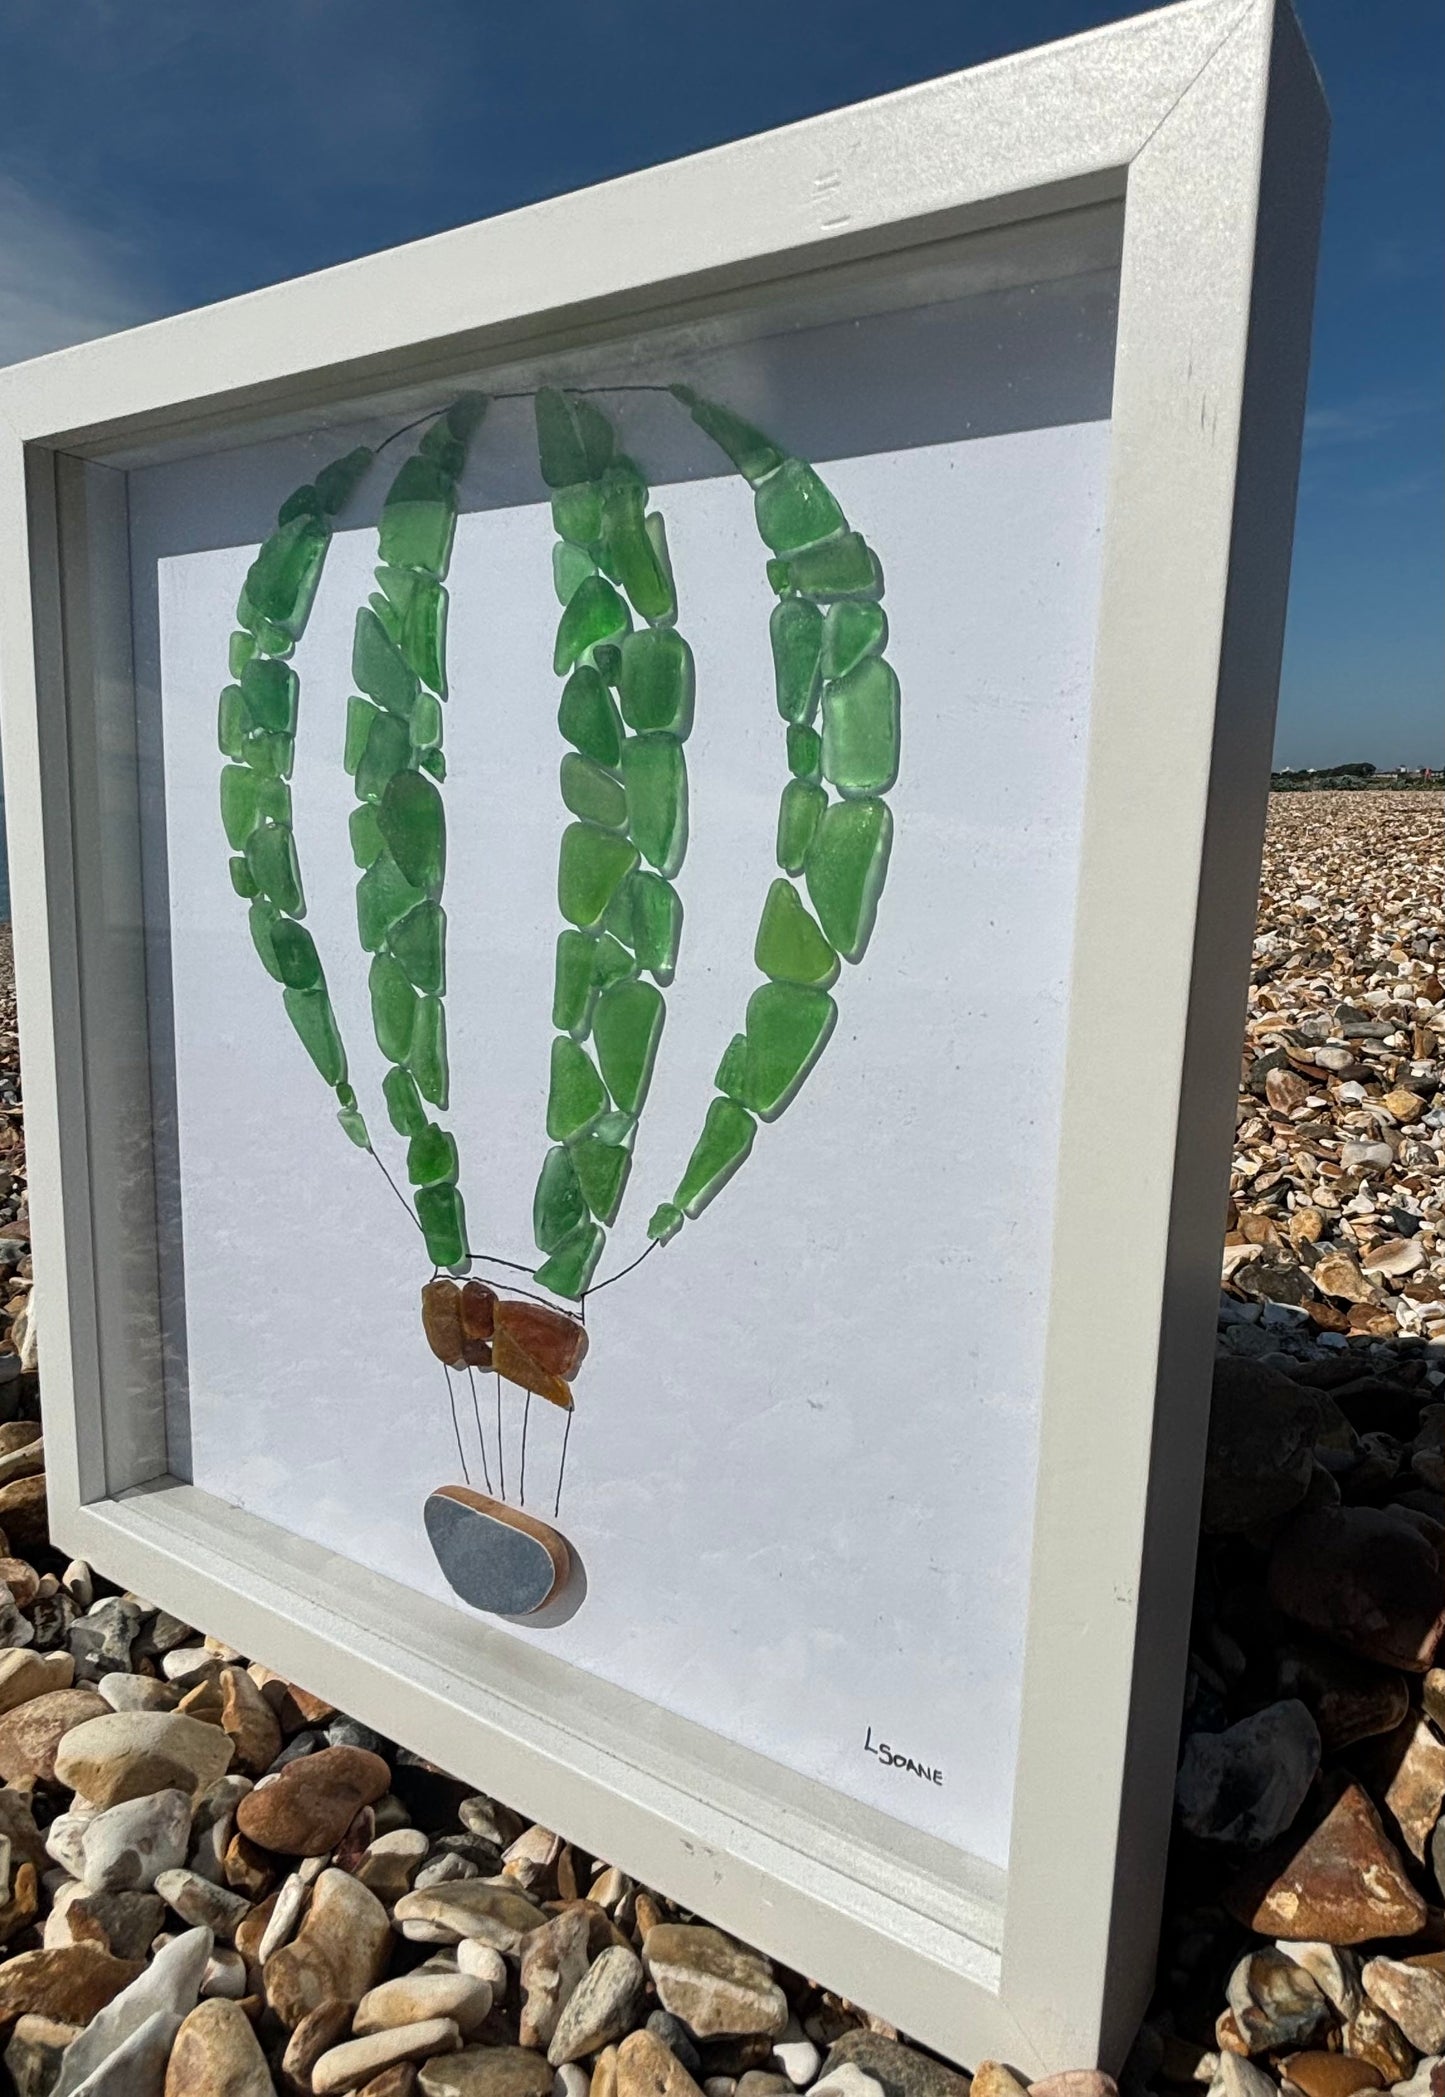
<box><xmin>1279</xmin><ymin>2060</ymin><xmax>1383</xmax><ymax>2097</ymax></box>
<box><xmin>0</xmin><ymin>1687</ymin><xmax>110</xmax><ymax>1785</ymax></box>
<box><xmin>235</xmin><ymin>1744</ymin><xmax>391</xmax><ymax>1856</ymax></box>
<box><xmin>0</xmin><ymin>1944</ymin><xmax>145</xmax><ymax>2027</ymax></box>
<box><xmin>0</xmin><ymin>1474</ymin><xmax>46</xmax><ymax>1550</ymax></box>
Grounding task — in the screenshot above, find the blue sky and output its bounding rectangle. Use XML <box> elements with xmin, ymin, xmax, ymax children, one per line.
<box><xmin>1</xmin><ymin>0</ymin><xmax>1439</xmax><ymax>765</ymax></box>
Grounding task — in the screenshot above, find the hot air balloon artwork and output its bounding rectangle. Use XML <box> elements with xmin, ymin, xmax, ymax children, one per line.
<box><xmin>217</xmin><ymin>382</ymin><xmax>899</xmax><ymax>1620</ymax></box>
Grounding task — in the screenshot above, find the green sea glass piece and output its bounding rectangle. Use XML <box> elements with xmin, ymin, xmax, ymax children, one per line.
<box><xmin>410</xmin><ymin>692</ymin><xmax>442</xmax><ymax>753</ymax></box>
<box><xmin>593</xmin><ymin>978</ymin><xmax>664</xmax><ymax>1115</ymax></box>
<box><xmin>245</xmin><ymin>822</ymin><xmax>304</xmax><ymax>917</ymax></box>
<box><xmin>618</xmin><ymin>630</ymin><xmax>694</xmax><ymax>736</ymax></box>
<box><xmin>234</xmin><ymin>584</ymin><xmax>292</xmax><ymax>658</ymax></box>
<box><xmin>400</xmin><ymin>581</ymin><xmax>448</xmax><ymax>698</ymax></box>
<box><xmin>337</xmin><ymin>1106</ymin><xmax>370</xmax><ymax>1149</ymax></box>
<box><xmin>355</xmin><ymin>708</ymin><xmax>411</xmax><ymax>803</ymax></box>
<box><xmin>714</xmin><ymin>1032</ymin><xmax>751</xmax><ymax>1100</ymax></box>
<box><xmin>643</xmin><ymin>513</ymin><xmax>676</xmax><ymax>623</ymax></box>
<box><xmin>416</xmin><ymin>1180</ymin><xmax>467</xmax><ymax>1268</ymax></box>
<box><xmin>408</xmin><ymin>1121</ymin><xmax>460</xmax><ymax>1188</ymax></box>
<box><xmin>282</xmin><ymin>985</ymin><xmax>346</xmax><ymax>1085</ymax></box>
<box><xmin>243</xmin><ymin>731</ymin><xmax>293</xmax><ymax>780</ymax></box>
<box><xmin>558</xmin><ymin>666</ymin><xmax>624</xmax><ymax>767</ymax></box>
<box><xmin>344</xmin><ymin>696</ymin><xmax>375</xmax><ymax>775</ymax></box>
<box><xmin>220</xmin><ymin>765</ymin><xmax>262</xmax><ymax>849</ymax></box>
<box><xmin>227</xmin><ymin>631</ymin><xmax>256</xmax><ymax>678</ymax></box>
<box><xmin>353</xmin><ymin>606</ymin><xmax>419</xmax><ymax>717</ymax></box>
<box><xmin>383</xmin><ymin>1064</ymin><xmax>428</xmax><ymax>1138</ymax></box>
<box><xmin>622</xmin><ymin>735</ymin><xmax>687</xmax><ymax>877</ymax></box>
<box><xmin>379</xmin><ymin>456</ymin><xmax>458</xmax><ymax>577</ymax></box>
<box><xmin>247</xmin><ymin>903</ymin><xmax>284</xmax><ymax>982</ymax></box>
<box><xmin>240</xmin><ymin>657</ymin><xmax>298</xmax><ymax>735</ymax></box>
<box><xmin>674</xmin><ymin>1097</ymin><xmax>756</xmax><ymax>1219</ymax></box>
<box><xmin>591</xmin><ymin>934</ymin><xmax>633</xmax><ymax>989</ymax></box>
<box><xmin>740</xmin><ymin>982</ymin><xmax>837</xmax><ymax>1118</ymax></box>
<box><xmin>671</xmin><ymin>387</ymin><xmax>782</xmax><ymax>484</ymax></box>
<box><xmin>420</xmin><ymin>748</ymin><xmax>446</xmax><ymax>782</ymax></box>
<box><xmin>356</xmin><ymin>851</ymin><xmax>426</xmax><ymax>952</ymax></box>
<box><xmin>573</xmin><ymin>397</ymin><xmax>615</xmax><ymax>478</ymax></box>
<box><xmin>822</xmin><ymin>600</ymin><xmax>888</xmax><ymax>680</ymax></box>
<box><xmin>369</xmin><ymin>953</ymin><xmax>418</xmax><ymax>1063</ymax></box>
<box><xmin>533</xmin><ymin>1145</ymin><xmax>587</xmax><ymax>1254</ymax></box>
<box><xmin>217</xmin><ymin>685</ymin><xmax>246</xmax><ymax>759</ymax></box>
<box><xmin>561</xmin><ymin>752</ymin><xmax>628</xmax><ymax>830</ymax></box>
<box><xmin>378</xmin><ymin>770</ymin><xmax>445</xmax><ymax>894</ymax></box>
<box><xmin>410</xmin><ymin>995</ymin><xmax>449</xmax><ymax>1107</ymax></box>
<box><xmin>553</xmin><ymin>542</ymin><xmax>597</xmax><ymax>606</ymax></box>
<box><xmin>785</xmin><ymin>533</ymin><xmax>881</xmax><ymax>600</ymax></box>
<box><xmin>388</xmin><ymin>899</ymin><xmax>445</xmax><ymax>994</ymax></box>
<box><xmin>570</xmin><ymin>1136</ymin><xmax>630</xmax><ymax>1224</ymax></box>
<box><xmin>787</xmin><ymin>725</ymin><xmax>822</xmax><ymax>781</ymax></box>
<box><xmin>554</xmin><ymin>574</ymin><xmax>630</xmax><ymax>674</ymax></box>
<box><xmin>593</xmin><ymin>642</ymin><xmax>622</xmax><ymax>683</ymax></box>
<box><xmin>592</xmin><ymin>1109</ymin><xmax>635</xmax><ymax>1145</ymax></box>
<box><xmin>533</xmin><ymin>1219</ymin><xmax>604</xmax><ymax>1300</ymax></box>
<box><xmin>229</xmin><ymin>856</ymin><xmax>257</xmax><ymax>899</ymax></box>
<box><xmin>647</xmin><ymin>1201</ymin><xmax>684</xmax><ymax>1244</ymax></box>
<box><xmin>535</xmin><ymin>389</ymin><xmax>593</xmax><ymax>489</ymax></box>
<box><xmin>244</xmin><ymin>512</ymin><xmax>329</xmax><ymax>637</ymax></box>
<box><xmin>804</xmin><ymin>796</ymin><xmax>893</xmax><ymax>961</ymax></box>
<box><xmin>372</xmin><ymin>562</ymin><xmax>421</xmax><ymax>627</ymax></box>
<box><xmin>754</xmin><ymin>459</ymin><xmax>846</xmax><ymax>554</ymax></box>
<box><xmin>271</xmin><ymin>918</ymin><xmax>322</xmax><ymax>991</ymax></box>
<box><xmin>552</xmin><ymin>930</ymin><xmax>598</xmax><ymax>1035</ymax></box>
<box><xmin>755</xmin><ymin>878</ymin><xmax>839</xmax><ymax>987</ymax></box>
<box><xmin>766</xmin><ymin>560</ymin><xmax>790</xmax><ymax>596</ymax></box>
<box><xmin>315</xmin><ymin>446</ymin><xmax>374</xmax><ymax>515</ymax></box>
<box><xmin>278</xmin><ymin>483</ymin><xmax>320</xmax><ymax>524</ymax></box>
<box><xmin>776</xmin><ymin>778</ymin><xmax>826</xmax><ymax>873</ymax></box>
<box><xmin>546</xmin><ymin>1036</ymin><xmax>607</xmax><ymax>1140</ymax></box>
<box><xmin>821</xmin><ymin>657</ymin><xmax>900</xmax><ymax>795</ymax></box>
<box><xmin>557</xmin><ymin>822</ymin><xmax>639</xmax><ymax>930</ymax></box>
<box><xmin>627</xmin><ymin>871</ymin><xmax>682</xmax><ymax>982</ymax></box>
<box><xmin>770</xmin><ymin>599</ymin><xmax>823</xmax><ymax>725</ymax></box>
<box><xmin>349</xmin><ymin>803</ymin><xmax>384</xmax><ymax>869</ymax></box>
<box><xmin>552</xmin><ymin>481</ymin><xmax>603</xmax><ymax>546</ymax></box>
<box><xmin>602</xmin><ymin>474</ymin><xmax>674</xmax><ymax>622</ymax></box>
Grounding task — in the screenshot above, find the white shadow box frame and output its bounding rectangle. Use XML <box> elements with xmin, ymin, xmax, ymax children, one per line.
<box><xmin>0</xmin><ymin>0</ymin><xmax>1325</xmax><ymax>2072</ymax></box>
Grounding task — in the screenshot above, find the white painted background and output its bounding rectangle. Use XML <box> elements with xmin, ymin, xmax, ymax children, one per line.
<box><xmin>136</xmin><ymin>334</ymin><xmax>1109</xmax><ymax>1868</ymax></box>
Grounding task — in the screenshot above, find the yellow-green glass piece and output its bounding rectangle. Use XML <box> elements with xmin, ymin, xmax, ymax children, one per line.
<box><xmin>227</xmin><ymin>631</ymin><xmax>256</xmax><ymax>679</ymax></box>
<box><xmin>754</xmin><ymin>878</ymin><xmax>839</xmax><ymax>988</ymax></box>
<box><xmin>593</xmin><ymin>978</ymin><xmax>664</xmax><ymax>1116</ymax></box>
<box><xmin>784</xmin><ymin>533</ymin><xmax>881</xmax><ymax>601</ymax></box>
<box><xmin>557</xmin><ymin>822</ymin><xmax>639</xmax><ymax>930</ymax></box>
<box><xmin>546</xmin><ymin>1035</ymin><xmax>607</xmax><ymax>1140</ymax></box>
<box><xmin>738</xmin><ymin>981</ymin><xmax>836</xmax><ymax>1119</ymax></box>
<box><xmin>554</xmin><ymin>542</ymin><xmax>597</xmax><ymax>605</ymax></box>
<box><xmin>217</xmin><ymin>685</ymin><xmax>247</xmax><ymax>759</ymax></box>
<box><xmin>804</xmin><ymin>797</ymin><xmax>893</xmax><ymax>961</ymax></box>
<box><xmin>647</xmin><ymin>1201</ymin><xmax>684</xmax><ymax>1243</ymax></box>
<box><xmin>601</xmin><ymin>473</ymin><xmax>674</xmax><ymax>622</ymax></box>
<box><xmin>398</xmin><ymin>579</ymin><xmax>448</xmax><ymax>698</ymax></box>
<box><xmin>674</xmin><ymin>1097</ymin><xmax>756</xmax><ymax>1219</ymax></box>
<box><xmin>821</xmin><ymin>657</ymin><xmax>900</xmax><ymax>796</ymax></box>
<box><xmin>591</xmin><ymin>933</ymin><xmax>633</xmax><ymax>989</ymax></box>
<box><xmin>671</xmin><ymin>387</ymin><xmax>782</xmax><ymax>485</ymax></box>
<box><xmin>787</xmin><ymin>725</ymin><xmax>822</xmax><ymax>781</ymax></box>
<box><xmin>552</xmin><ymin>481</ymin><xmax>603</xmax><ymax>546</ymax></box>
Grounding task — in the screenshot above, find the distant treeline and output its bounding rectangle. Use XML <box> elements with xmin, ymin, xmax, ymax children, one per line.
<box><xmin>1271</xmin><ymin>762</ymin><xmax>1443</xmax><ymax>792</ymax></box>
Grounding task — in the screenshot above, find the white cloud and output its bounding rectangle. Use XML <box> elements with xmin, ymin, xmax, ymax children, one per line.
<box><xmin>0</xmin><ymin>175</ymin><xmax>158</xmax><ymax>368</ymax></box>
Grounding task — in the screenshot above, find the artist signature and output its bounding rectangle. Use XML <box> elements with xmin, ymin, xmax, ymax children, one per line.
<box><xmin>863</xmin><ymin>1726</ymin><xmax>944</xmax><ymax>1786</ymax></box>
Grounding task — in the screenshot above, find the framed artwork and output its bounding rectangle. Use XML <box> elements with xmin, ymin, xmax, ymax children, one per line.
<box><xmin>0</xmin><ymin>0</ymin><xmax>1325</xmax><ymax>2071</ymax></box>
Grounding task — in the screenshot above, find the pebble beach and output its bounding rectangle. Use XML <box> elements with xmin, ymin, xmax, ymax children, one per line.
<box><xmin>0</xmin><ymin>791</ymin><xmax>1437</xmax><ymax>2097</ymax></box>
